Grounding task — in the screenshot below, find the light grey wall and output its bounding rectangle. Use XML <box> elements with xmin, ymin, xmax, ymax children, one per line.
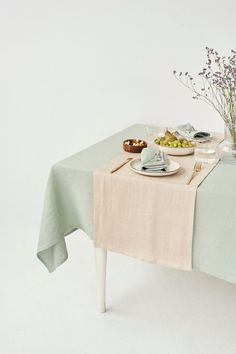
<box><xmin>0</xmin><ymin>0</ymin><xmax>235</xmax><ymax>226</ymax></box>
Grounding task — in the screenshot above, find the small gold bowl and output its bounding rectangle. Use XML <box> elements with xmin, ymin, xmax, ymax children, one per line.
<box><xmin>123</xmin><ymin>139</ymin><xmax>147</xmax><ymax>153</ymax></box>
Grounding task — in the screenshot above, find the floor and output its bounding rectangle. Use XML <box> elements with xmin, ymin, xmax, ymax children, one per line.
<box><xmin>2</xmin><ymin>225</ymin><xmax>236</xmax><ymax>354</ymax></box>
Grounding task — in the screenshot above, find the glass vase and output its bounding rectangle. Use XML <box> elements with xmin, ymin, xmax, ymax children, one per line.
<box><xmin>219</xmin><ymin>122</ymin><xmax>236</xmax><ymax>164</ymax></box>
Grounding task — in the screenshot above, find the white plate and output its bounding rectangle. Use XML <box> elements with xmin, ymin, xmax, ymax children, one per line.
<box><xmin>130</xmin><ymin>158</ymin><xmax>180</xmax><ymax>177</ymax></box>
<box><xmin>158</xmin><ymin>145</ymin><xmax>194</xmax><ymax>156</ymax></box>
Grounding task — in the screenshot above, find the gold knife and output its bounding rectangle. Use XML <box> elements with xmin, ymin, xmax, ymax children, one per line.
<box><xmin>110</xmin><ymin>157</ymin><xmax>133</xmax><ymax>174</ymax></box>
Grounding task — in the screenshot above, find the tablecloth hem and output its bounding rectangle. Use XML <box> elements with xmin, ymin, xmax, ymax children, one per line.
<box><xmin>194</xmin><ymin>264</ymin><xmax>236</xmax><ymax>286</ymax></box>
<box><xmin>37</xmin><ymin>251</ymin><xmax>68</xmax><ymax>273</ymax></box>
<box><xmin>37</xmin><ymin>226</ymin><xmax>80</xmax><ymax>272</ymax></box>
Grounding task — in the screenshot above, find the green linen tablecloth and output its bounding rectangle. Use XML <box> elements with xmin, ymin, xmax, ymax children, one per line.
<box><xmin>37</xmin><ymin>124</ymin><xmax>236</xmax><ymax>285</ymax></box>
<box><xmin>37</xmin><ymin>124</ymin><xmax>145</xmax><ymax>272</ymax></box>
<box><xmin>193</xmin><ymin>163</ymin><xmax>236</xmax><ymax>284</ymax></box>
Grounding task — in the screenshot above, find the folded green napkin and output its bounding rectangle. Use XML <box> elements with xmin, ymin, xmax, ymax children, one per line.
<box><xmin>176</xmin><ymin>123</ymin><xmax>210</xmax><ymax>140</ymax></box>
<box><xmin>141</xmin><ymin>146</ymin><xmax>168</xmax><ymax>172</ymax></box>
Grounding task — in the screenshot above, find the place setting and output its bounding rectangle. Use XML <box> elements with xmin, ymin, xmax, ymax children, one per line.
<box><xmin>111</xmin><ymin>123</ymin><xmax>220</xmax><ymax>184</ymax></box>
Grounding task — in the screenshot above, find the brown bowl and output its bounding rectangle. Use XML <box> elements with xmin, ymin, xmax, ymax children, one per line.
<box><xmin>123</xmin><ymin>139</ymin><xmax>147</xmax><ymax>153</ymax></box>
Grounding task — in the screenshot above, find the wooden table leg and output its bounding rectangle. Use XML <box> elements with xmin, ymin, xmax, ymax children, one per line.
<box><xmin>94</xmin><ymin>247</ymin><xmax>107</xmax><ymax>313</ymax></box>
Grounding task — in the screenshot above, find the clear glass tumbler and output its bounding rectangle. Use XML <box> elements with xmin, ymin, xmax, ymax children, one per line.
<box><xmin>145</xmin><ymin>125</ymin><xmax>164</xmax><ymax>145</ymax></box>
<box><xmin>194</xmin><ymin>143</ymin><xmax>219</xmax><ymax>164</ymax></box>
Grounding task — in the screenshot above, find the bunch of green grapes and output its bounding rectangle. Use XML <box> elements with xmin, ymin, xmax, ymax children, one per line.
<box><xmin>154</xmin><ymin>138</ymin><xmax>194</xmax><ymax>148</ymax></box>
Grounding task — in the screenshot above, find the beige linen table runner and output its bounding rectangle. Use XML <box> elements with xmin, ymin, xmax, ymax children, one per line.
<box><xmin>94</xmin><ymin>136</ymin><xmax>222</xmax><ymax>271</ymax></box>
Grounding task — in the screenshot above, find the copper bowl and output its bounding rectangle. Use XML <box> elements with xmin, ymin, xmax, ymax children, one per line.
<box><xmin>123</xmin><ymin>139</ymin><xmax>147</xmax><ymax>153</ymax></box>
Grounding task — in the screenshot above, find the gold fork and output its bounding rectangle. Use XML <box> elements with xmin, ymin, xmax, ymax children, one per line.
<box><xmin>110</xmin><ymin>157</ymin><xmax>133</xmax><ymax>173</ymax></box>
<box><xmin>186</xmin><ymin>162</ymin><xmax>202</xmax><ymax>185</ymax></box>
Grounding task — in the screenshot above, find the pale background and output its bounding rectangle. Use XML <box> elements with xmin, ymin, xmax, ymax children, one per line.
<box><xmin>1</xmin><ymin>1</ymin><xmax>236</xmax><ymax>353</ymax></box>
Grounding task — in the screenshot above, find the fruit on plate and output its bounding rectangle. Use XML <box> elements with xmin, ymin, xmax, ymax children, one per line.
<box><xmin>154</xmin><ymin>130</ymin><xmax>195</xmax><ymax>148</ymax></box>
<box><xmin>164</xmin><ymin>130</ymin><xmax>177</xmax><ymax>143</ymax></box>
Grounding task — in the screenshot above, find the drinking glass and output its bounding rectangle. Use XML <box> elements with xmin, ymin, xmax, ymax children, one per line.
<box><xmin>194</xmin><ymin>143</ymin><xmax>219</xmax><ymax>164</ymax></box>
<box><xmin>145</xmin><ymin>126</ymin><xmax>164</xmax><ymax>145</ymax></box>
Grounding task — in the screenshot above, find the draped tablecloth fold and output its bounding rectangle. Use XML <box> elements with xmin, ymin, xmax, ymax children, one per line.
<box><xmin>37</xmin><ymin>124</ymin><xmax>147</xmax><ymax>272</ymax></box>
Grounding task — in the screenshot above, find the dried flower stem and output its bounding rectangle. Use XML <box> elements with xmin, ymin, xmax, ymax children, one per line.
<box><xmin>173</xmin><ymin>47</ymin><xmax>236</xmax><ymax>144</ymax></box>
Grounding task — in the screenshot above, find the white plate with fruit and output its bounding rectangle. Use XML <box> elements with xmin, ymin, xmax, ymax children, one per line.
<box><xmin>154</xmin><ymin>130</ymin><xmax>195</xmax><ymax>156</ymax></box>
